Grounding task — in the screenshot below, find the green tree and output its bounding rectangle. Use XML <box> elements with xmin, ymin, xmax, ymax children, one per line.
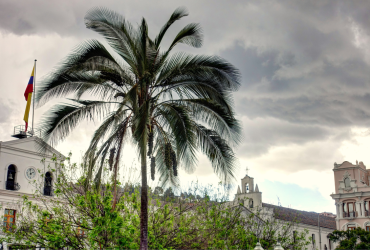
<box><xmin>36</xmin><ymin>7</ymin><xmax>241</xmax><ymax>249</ymax></box>
<box><xmin>329</xmin><ymin>227</ymin><xmax>370</xmax><ymax>249</ymax></box>
<box><xmin>1</xmin><ymin>155</ymin><xmax>310</xmax><ymax>249</ymax></box>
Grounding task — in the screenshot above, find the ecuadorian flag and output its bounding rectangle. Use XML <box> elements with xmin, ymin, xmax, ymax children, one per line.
<box><xmin>23</xmin><ymin>66</ymin><xmax>34</xmax><ymax>132</ymax></box>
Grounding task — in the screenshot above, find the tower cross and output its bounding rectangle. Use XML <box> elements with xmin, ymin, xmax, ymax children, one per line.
<box><xmin>246</xmin><ymin>166</ymin><xmax>249</xmax><ymax>176</ymax></box>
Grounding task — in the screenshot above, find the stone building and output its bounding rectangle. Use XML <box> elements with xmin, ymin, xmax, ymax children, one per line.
<box><xmin>331</xmin><ymin>160</ymin><xmax>370</xmax><ymax>231</ymax></box>
<box><xmin>234</xmin><ymin>174</ymin><xmax>337</xmax><ymax>250</ymax></box>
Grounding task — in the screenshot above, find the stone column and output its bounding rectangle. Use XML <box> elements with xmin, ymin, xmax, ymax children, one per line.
<box><xmin>356</xmin><ymin>202</ymin><xmax>361</xmax><ymax>217</ymax></box>
<box><xmin>361</xmin><ymin>201</ymin><xmax>366</xmax><ymax>217</ymax></box>
<box><xmin>336</xmin><ymin>203</ymin><xmax>340</xmax><ymax>218</ymax></box>
<box><xmin>339</xmin><ymin>202</ymin><xmax>344</xmax><ymax>218</ymax></box>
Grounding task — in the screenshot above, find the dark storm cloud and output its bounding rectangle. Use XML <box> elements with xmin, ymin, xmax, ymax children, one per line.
<box><xmin>1</xmin><ymin>0</ymin><xmax>370</xmax><ymax>163</ymax></box>
<box><xmin>0</xmin><ymin>1</ymin><xmax>88</xmax><ymax>36</ymax></box>
<box><xmin>220</xmin><ymin>44</ymin><xmax>296</xmax><ymax>90</ymax></box>
<box><xmin>238</xmin><ymin>95</ymin><xmax>370</xmax><ymax>127</ymax></box>
<box><xmin>225</xmin><ymin>44</ymin><xmax>370</xmax><ymax>127</ymax></box>
<box><xmin>237</xmin><ymin>118</ymin><xmax>335</xmax><ymax>157</ymax></box>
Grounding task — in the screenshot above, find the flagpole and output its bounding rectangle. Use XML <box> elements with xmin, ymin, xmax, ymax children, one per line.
<box><xmin>32</xmin><ymin>59</ymin><xmax>37</xmax><ymax>136</ymax></box>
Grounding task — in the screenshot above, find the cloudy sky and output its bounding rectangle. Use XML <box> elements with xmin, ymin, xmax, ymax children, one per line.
<box><xmin>1</xmin><ymin>0</ymin><xmax>370</xmax><ymax>213</ymax></box>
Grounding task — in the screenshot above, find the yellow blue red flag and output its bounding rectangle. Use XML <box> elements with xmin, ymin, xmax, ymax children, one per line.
<box><xmin>23</xmin><ymin>66</ymin><xmax>34</xmax><ymax>132</ymax></box>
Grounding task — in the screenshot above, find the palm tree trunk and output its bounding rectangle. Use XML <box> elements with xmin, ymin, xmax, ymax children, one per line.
<box><xmin>112</xmin><ymin>133</ymin><xmax>124</xmax><ymax>209</ymax></box>
<box><xmin>140</xmin><ymin>146</ymin><xmax>149</xmax><ymax>250</ymax></box>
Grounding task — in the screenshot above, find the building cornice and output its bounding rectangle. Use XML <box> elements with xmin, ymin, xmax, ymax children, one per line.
<box><xmin>333</xmin><ymin>167</ymin><xmax>367</xmax><ymax>173</ymax></box>
<box><xmin>1</xmin><ymin>144</ymin><xmax>57</xmax><ymax>159</ymax></box>
<box><xmin>0</xmin><ymin>137</ymin><xmax>65</xmax><ymax>159</ymax></box>
<box><xmin>0</xmin><ymin>189</ymin><xmax>41</xmax><ymax>201</ymax></box>
<box><xmin>331</xmin><ymin>191</ymin><xmax>370</xmax><ymax>199</ymax></box>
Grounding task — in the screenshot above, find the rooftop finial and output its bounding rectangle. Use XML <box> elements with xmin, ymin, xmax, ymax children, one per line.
<box><xmin>246</xmin><ymin>166</ymin><xmax>249</xmax><ymax>176</ymax></box>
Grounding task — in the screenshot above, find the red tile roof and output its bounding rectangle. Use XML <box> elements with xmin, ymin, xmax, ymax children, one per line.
<box><xmin>262</xmin><ymin>203</ymin><xmax>336</xmax><ymax>230</ymax></box>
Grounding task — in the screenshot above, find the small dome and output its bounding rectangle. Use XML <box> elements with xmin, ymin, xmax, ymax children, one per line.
<box><xmin>254</xmin><ymin>242</ymin><xmax>264</xmax><ymax>250</ymax></box>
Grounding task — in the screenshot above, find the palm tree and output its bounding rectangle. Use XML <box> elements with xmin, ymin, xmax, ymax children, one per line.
<box><xmin>36</xmin><ymin>7</ymin><xmax>241</xmax><ymax>249</ymax></box>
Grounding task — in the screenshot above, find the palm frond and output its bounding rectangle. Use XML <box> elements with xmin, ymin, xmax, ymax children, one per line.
<box><xmin>153</xmin><ymin>128</ymin><xmax>179</xmax><ymax>187</ymax></box>
<box><xmin>58</xmin><ymin>40</ymin><xmax>117</xmax><ymax>73</ymax></box>
<box><xmin>157</xmin><ymin>52</ymin><xmax>240</xmax><ymax>91</ymax></box>
<box><xmin>194</xmin><ymin>123</ymin><xmax>237</xmax><ymax>183</ymax></box>
<box><xmin>135</xmin><ymin>17</ymin><xmax>149</xmax><ymax>76</ymax></box>
<box><xmin>156</xmin><ymin>78</ymin><xmax>234</xmax><ymax>111</ymax></box>
<box><xmin>85</xmin><ymin>110</ymin><xmax>129</xmax><ymax>163</ymax></box>
<box><xmin>155</xmin><ymin>103</ymin><xmax>197</xmax><ymax>170</ymax></box>
<box><xmin>91</xmin><ymin>117</ymin><xmax>130</xmax><ymax>187</ymax></box>
<box><xmin>37</xmin><ymin>72</ymin><xmax>109</xmax><ymax>106</ymax></box>
<box><xmin>154</xmin><ymin>7</ymin><xmax>189</xmax><ymax>48</ymax></box>
<box><xmin>85</xmin><ymin>7</ymin><xmax>138</xmax><ymax>69</ymax></box>
<box><xmin>172</xmin><ymin>99</ymin><xmax>241</xmax><ymax>145</ymax></box>
<box><xmin>40</xmin><ymin>100</ymin><xmax>111</xmax><ymax>146</ymax></box>
<box><xmin>168</xmin><ymin>23</ymin><xmax>203</xmax><ymax>51</ymax></box>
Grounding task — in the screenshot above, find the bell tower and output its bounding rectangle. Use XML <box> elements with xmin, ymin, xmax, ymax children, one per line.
<box><xmin>241</xmin><ymin>175</ymin><xmax>254</xmax><ymax>193</ymax></box>
<box><xmin>235</xmin><ymin>168</ymin><xmax>262</xmax><ymax>209</ymax></box>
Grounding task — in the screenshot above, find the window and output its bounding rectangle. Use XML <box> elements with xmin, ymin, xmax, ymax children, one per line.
<box><xmin>6</xmin><ymin>165</ymin><xmax>16</xmax><ymax>191</ymax></box>
<box><xmin>77</xmin><ymin>219</ymin><xmax>86</xmax><ymax>238</ymax></box>
<box><xmin>246</xmin><ymin>183</ymin><xmax>249</xmax><ymax>193</ymax></box>
<box><xmin>77</xmin><ymin>226</ymin><xmax>85</xmax><ymax>238</ymax></box>
<box><xmin>3</xmin><ymin>209</ymin><xmax>16</xmax><ymax>231</ymax></box>
<box><xmin>348</xmin><ymin>226</ymin><xmax>355</xmax><ymax>230</ymax></box>
<box><xmin>366</xmin><ymin>226</ymin><xmax>370</xmax><ymax>232</ymax></box>
<box><xmin>344</xmin><ymin>177</ymin><xmax>351</xmax><ymax>188</ymax></box>
<box><xmin>43</xmin><ymin>172</ymin><xmax>53</xmax><ymax>196</ymax></box>
<box><xmin>249</xmin><ymin>199</ymin><xmax>253</xmax><ymax>208</ymax></box>
<box><xmin>343</xmin><ymin>202</ymin><xmax>356</xmax><ymax>217</ymax></box>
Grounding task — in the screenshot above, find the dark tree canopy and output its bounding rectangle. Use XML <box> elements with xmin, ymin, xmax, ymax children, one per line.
<box><xmin>329</xmin><ymin>228</ymin><xmax>370</xmax><ymax>249</ymax></box>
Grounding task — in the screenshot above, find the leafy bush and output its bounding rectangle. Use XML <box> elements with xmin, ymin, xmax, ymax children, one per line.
<box><xmin>328</xmin><ymin>227</ymin><xmax>370</xmax><ymax>249</ymax></box>
<box><xmin>0</xmin><ymin>155</ymin><xmax>310</xmax><ymax>249</ymax></box>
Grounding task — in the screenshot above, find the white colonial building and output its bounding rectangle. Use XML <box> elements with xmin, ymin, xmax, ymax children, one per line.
<box><xmin>231</xmin><ymin>174</ymin><xmax>338</xmax><ymax>250</ymax></box>
<box><xmin>0</xmin><ymin>134</ymin><xmax>63</xmax><ymax>249</ymax></box>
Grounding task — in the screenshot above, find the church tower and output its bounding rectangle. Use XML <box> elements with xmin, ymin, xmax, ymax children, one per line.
<box><xmin>235</xmin><ymin>172</ymin><xmax>262</xmax><ymax>209</ymax></box>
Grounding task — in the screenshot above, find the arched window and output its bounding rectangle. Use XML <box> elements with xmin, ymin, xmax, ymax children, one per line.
<box><xmin>6</xmin><ymin>165</ymin><xmax>16</xmax><ymax>190</ymax></box>
<box><xmin>43</xmin><ymin>172</ymin><xmax>53</xmax><ymax>196</ymax></box>
<box><xmin>343</xmin><ymin>201</ymin><xmax>356</xmax><ymax>217</ymax></box>
<box><xmin>344</xmin><ymin>177</ymin><xmax>351</xmax><ymax>188</ymax></box>
<box><xmin>348</xmin><ymin>224</ymin><xmax>356</xmax><ymax>230</ymax></box>
<box><xmin>249</xmin><ymin>199</ymin><xmax>254</xmax><ymax>208</ymax></box>
<box><xmin>246</xmin><ymin>183</ymin><xmax>249</xmax><ymax>193</ymax></box>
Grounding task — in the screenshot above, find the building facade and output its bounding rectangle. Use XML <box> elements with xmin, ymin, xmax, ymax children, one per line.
<box><xmin>331</xmin><ymin>160</ymin><xmax>370</xmax><ymax>231</ymax></box>
<box><xmin>233</xmin><ymin>174</ymin><xmax>337</xmax><ymax>250</ymax></box>
<box><xmin>0</xmin><ymin>136</ymin><xmax>62</xmax><ymax>249</ymax></box>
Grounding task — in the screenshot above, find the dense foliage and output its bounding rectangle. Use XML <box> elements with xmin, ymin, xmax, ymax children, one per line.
<box><xmin>0</xmin><ymin>155</ymin><xmax>310</xmax><ymax>249</ymax></box>
<box><xmin>328</xmin><ymin>227</ymin><xmax>370</xmax><ymax>249</ymax></box>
